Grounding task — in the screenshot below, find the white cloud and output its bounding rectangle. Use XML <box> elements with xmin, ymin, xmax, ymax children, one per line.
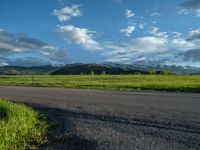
<box><xmin>0</xmin><ymin>31</ymin><xmax>47</xmax><ymax>53</ymax></box>
<box><xmin>56</xmin><ymin>25</ymin><xmax>101</xmax><ymax>50</ymax></box>
<box><xmin>171</xmin><ymin>38</ymin><xmax>197</xmax><ymax>50</ymax></box>
<box><xmin>126</xmin><ymin>9</ymin><xmax>135</xmax><ymax>18</ymax></box>
<box><xmin>120</xmin><ymin>25</ymin><xmax>135</xmax><ymax>36</ymax></box>
<box><xmin>149</xmin><ymin>26</ymin><xmax>168</xmax><ymax>38</ymax></box>
<box><xmin>172</xmin><ymin>32</ymin><xmax>182</xmax><ymax>38</ymax></box>
<box><xmin>152</xmin><ymin>21</ymin><xmax>157</xmax><ymax>24</ymax></box>
<box><xmin>179</xmin><ymin>0</ymin><xmax>200</xmax><ymax>17</ymax></box>
<box><xmin>42</xmin><ymin>46</ymin><xmax>67</xmax><ymax>57</ymax></box>
<box><xmin>196</xmin><ymin>9</ymin><xmax>200</xmax><ymax>16</ymax></box>
<box><xmin>177</xmin><ymin>9</ymin><xmax>189</xmax><ymax>15</ymax></box>
<box><xmin>102</xmin><ymin>36</ymin><xmax>168</xmax><ymax>63</ymax></box>
<box><xmin>53</xmin><ymin>5</ymin><xmax>82</xmax><ymax>22</ymax></box>
<box><xmin>106</xmin><ymin>57</ymin><xmax>131</xmax><ymax>63</ymax></box>
<box><xmin>187</xmin><ymin>28</ymin><xmax>200</xmax><ymax>41</ymax></box>
<box><xmin>171</xmin><ymin>28</ymin><xmax>200</xmax><ymax>51</ymax></box>
<box><xmin>0</xmin><ymin>59</ymin><xmax>8</xmax><ymax>66</ymax></box>
<box><xmin>189</xmin><ymin>28</ymin><xmax>200</xmax><ymax>37</ymax></box>
<box><xmin>151</xmin><ymin>12</ymin><xmax>162</xmax><ymax>16</ymax></box>
<box><xmin>139</xmin><ymin>23</ymin><xmax>145</xmax><ymax>29</ymax></box>
<box><xmin>129</xmin><ymin>36</ymin><xmax>168</xmax><ymax>52</ymax></box>
<box><xmin>42</xmin><ymin>45</ymin><xmax>69</xmax><ymax>63</ymax></box>
<box><xmin>0</xmin><ymin>30</ymin><xmax>69</xmax><ymax>64</ymax></box>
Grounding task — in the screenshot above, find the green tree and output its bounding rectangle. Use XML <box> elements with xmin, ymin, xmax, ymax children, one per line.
<box><xmin>160</xmin><ymin>69</ymin><xmax>171</xmax><ymax>75</ymax></box>
<box><xmin>90</xmin><ymin>70</ymin><xmax>95</xmax><ymax>75</ymax></box>
<box><xmin>101</xmin><ymin>71</ymin><xmax>106</xmax><ymax>75</ymax></box>
<box><xmin>149</xmin><ymin>69</ymin><xmax>157</xmax><ymax>75</ymax></box>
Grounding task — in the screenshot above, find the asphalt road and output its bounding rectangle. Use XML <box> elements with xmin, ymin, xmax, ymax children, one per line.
<box><xmin>0</xmin><ymin>86</ymin><xmax>200</xmax><ymax>150</ymax></box>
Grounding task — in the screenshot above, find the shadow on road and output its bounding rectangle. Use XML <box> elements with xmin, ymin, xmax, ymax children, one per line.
<box><xmin>18</xmin><ymin>102</ymin><xmax>98</xmax><ymax>150</ymax></box>
<box><xmin>13</xmin><ymin>101</ymin><xmax>200</xmax><ymax>150</ymax></box>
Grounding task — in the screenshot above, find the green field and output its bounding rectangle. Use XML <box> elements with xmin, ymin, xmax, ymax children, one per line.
<box><xmin>0</xmin><ymin>100</ymin><xmax>48</xmax><ymax>150</ymax></box>
<box><xmin>0</xmin><ymin>75</ymin><xmax>200</xmax><ymax>92</ymax></box>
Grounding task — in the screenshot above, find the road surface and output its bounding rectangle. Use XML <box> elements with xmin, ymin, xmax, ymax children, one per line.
<box><xmin>0</xmin><ymin>86</ymin><xmax>200</xmax><ymax>150</ymax></box>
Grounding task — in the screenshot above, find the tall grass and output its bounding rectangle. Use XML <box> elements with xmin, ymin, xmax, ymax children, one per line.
<box><xmin>0</xmin><ymin>75</ymin><xmax>200</xmax><ymax>92</ymax></box>
<box><xmin>0</xmin><ymin>100</ymin><xmax>48</xmax><ymax>150</ymax></box>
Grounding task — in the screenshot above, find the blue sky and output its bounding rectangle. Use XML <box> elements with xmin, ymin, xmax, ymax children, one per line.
<box><xmin>0</xmin><ymin>0</ymin><xmax>200</xmax><ymax>67</ymax></box>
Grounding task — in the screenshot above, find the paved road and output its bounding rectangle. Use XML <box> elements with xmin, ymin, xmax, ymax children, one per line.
<box><xmin>0</xmin><ymin>86</ymin><xmax>200</xmax><ymax>150</ymax></box>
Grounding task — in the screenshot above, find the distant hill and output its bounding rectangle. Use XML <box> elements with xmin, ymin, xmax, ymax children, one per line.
<box><xmin>0</xmin><ymin>65</ymin><xmax>61</xmax><ymax>75</ymax></box>
<box><xmin>51</xmin><ymin>63</ymin><xmax>148</xmax><ymax>75</ymax></box>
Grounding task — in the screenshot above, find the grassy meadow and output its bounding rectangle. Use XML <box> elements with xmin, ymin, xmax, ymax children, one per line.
<box><xmin>0</xmin><ymin>75</ymin><xmax>200</xmax><ymax>92</ymax></box>
<box><xmin>0</xmin><ymin>100</ymin><xmax>48</xmax><ymax>149</ymax></box>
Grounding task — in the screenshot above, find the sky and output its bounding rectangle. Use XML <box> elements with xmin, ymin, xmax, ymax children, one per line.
<box><xmin>0</xmin><ymin>0</ymin><xmax>200</xmax><ymax>67</ymax></box>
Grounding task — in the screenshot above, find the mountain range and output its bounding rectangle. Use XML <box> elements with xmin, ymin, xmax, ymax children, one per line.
<box><xmin>0</xmin><ymin>63</ymin><xmax>200</xmax><ymax>75</ymax></box>
<box><xmin>0</xmin><ymin>65</ymin><xmax>60</xmax><ymax>75</ymax></box>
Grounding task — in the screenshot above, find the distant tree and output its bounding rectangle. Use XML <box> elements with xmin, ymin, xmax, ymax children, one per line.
<box><xmin>160</xmin><ymin>69</ymin><xmax>171</xmax><ymax>75</ymax></box>
<box><xmin>135</xmin><ymin>72</ymin><xmax>141</xmax><ymax>75</ymax></box>
<box><xmin>149</xmin><ymin>69</ymin><xmax>157</xmax><ymax>75</ymax></box>
<box><xmin>101</xmin><ymin>71</ymin><xmax>106</xmax><ymax>75</ymax></box>
<box><xmin>90</xmin><ymin>70</ymin><xmax>95</xmax><ymax>75</ymax></box>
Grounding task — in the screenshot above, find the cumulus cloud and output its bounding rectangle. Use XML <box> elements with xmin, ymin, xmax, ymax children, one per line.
<box><xmin>0</xmin><ymin>30</ymin><xmax>69</xmax><ymax>66</ymax></box>
<box><xmin>139</xmin><ymin>23</ymin><xmax>146</xmax><ymax>29</ymax></box>
<box><xmin>56</xmin><ymin>25</ymin><xmax>101</xmax><ymax>50</ymax></box>
<box><xmin>182</xmin><ymin>49</ymin><xmax>200</xmax><ymax>62</ymax></box>
<box><xmin>0</xmin><ymin>31</ymin><xmax>46</xmax><ymax>54</ymax></box>
<box><xmin>196</xmin><ymin>9</ymin><xmax>200</xmax><ymax>16</ymax></box>
<box><xmin>171</xmin><ymin>38</ymin><xmax>197</xmax><ymax>50</ymax></box>
<box><xmin>52</xmin><ymin>3</ymin><xmax>200</xmax><ymax>66</ymax></box>
<box><xmin>129</xmin><ymin>36</ymin><xmax>168</xmax><ymax>52</ymax></box>
<box><xmin>168</xmin><ymin>28</ymin><xmax>200</xmax><ymax>65</ymax></box>
<box><xmin>177</xmin><ymin>9</ymin><xmax>189</xmax><ymax>15</ymax></box>
<box><xmin>54</xmin><ymin>22</ymin><xmax>200</xmax><ymax>65</ymax></box>
<box><xmin>172</xmin><ymin>32</ymin><xmax>182</xmax><ymax>38</ymax></box>
<box><xmin>126</xmin><ymin>9</ymin><xmax>135</xmax><ymax>18</ymax></box>
<box><xmin>53</xmin><ymin>5</ymin><xmax>82</xmax><ymax>22</ymax></box>
<box><xmin>0</xmin><ymin>57</ymin><xmax>9</xmax><ymax>66</ymax></box>
<box><xmin>53</xmin><ymin>4</ymin><xmax>170</xmax><ymax>65</ymax></box>
<box><xmin>149</xmin><ymin>27</ymin><xmax>168</xmax><ymax>38</ymax></box>
<box><xmin>101</xmin><ymin>36</ymin><xmax>169</xmax><ymax>64</ymax></box>
<box><xmin>179</xmin><ymin>0</ymin><xmax>200</xmax><ymax>17</ymax></box>
<box><xmin>188</xmin><ymin>28</ymin><xmax>200</xmax><ymax>40</ymax></box>
<box><xmin>120</xmin><ymin>24</ymin><xmax>135</xmax><ymax>36</ymax></box>
<box><xmin>42</xmin><ymin>45</ymin><xmax>69</xmax><ymax>63</ymax></box>
<box><xmin>103</xmin><ymin>30</ymin><xmax>197</xmax><ymax>65</ymax></box>
<box><xmin>55</xmin><ymin>23</ymin><xmax>171</xmax><ymax>64</ymax></box>
<box><xmin>171</xmin><ymin>29</ymin><xmax>200</xmax><ymax>56</ymax></box>
<box><xmin>180</xmin><ymin>0</ymin><xmax>200</xmax><ymax>9</ymax></box>
<box><xmin>171</xmin><ymin>28</ymin><xmax>200</xmax><ymax>51</ymax></box>
<box><xmin>105</xmin><ymin>48</ymin><xmax>171</xmax><ymax>65</ymax></box>
<box><xmin>151</xmin><ymin>12</ymin><xmax>162</xmax><ymax>16</ymax></box>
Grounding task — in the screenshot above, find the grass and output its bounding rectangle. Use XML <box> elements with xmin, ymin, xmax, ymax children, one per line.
<box><xmin>0</xmin><ymin>100</ymin><xmax>48</xmax><ymax>150</ymax></box>
<box><xmin>0</xmin><ymin>75</ymin><xmax>200</xmax><ymax>92</ymax></box>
